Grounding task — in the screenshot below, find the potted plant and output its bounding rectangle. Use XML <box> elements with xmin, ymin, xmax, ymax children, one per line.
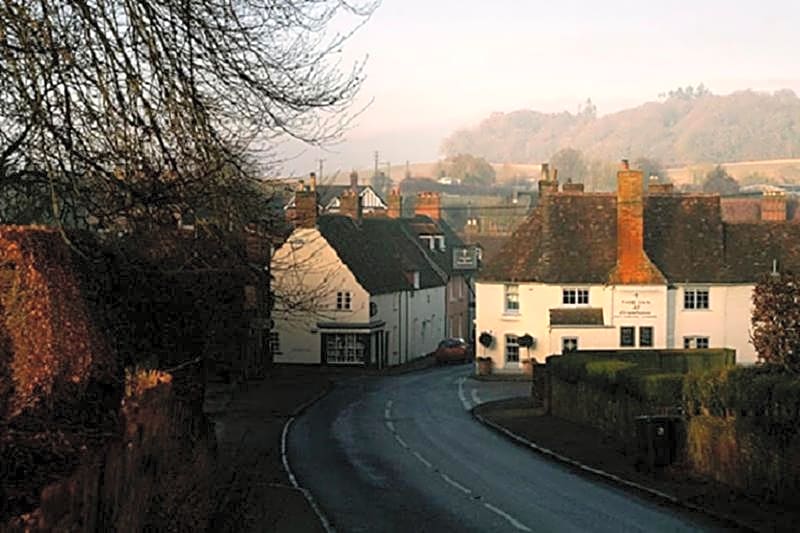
<box><xmin>476</xmin><ymin>356</ymin><xmax>493</xmax><ymax>376</ymax></box>
<box><xmin>518</xmin><ymin>334</ymin><xmax>536</xmax><ymax>377</ymax></box>
<box><xmin>476</xmin><ymin>332</ymin><xmax>495</xmax><ymax>375</ymax></box>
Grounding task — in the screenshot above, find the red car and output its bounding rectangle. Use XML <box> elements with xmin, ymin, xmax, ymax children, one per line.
<box><xmin>434</xmin><ymin>338</ymin><xmax>472</xmax><ymax>365</ymax></box>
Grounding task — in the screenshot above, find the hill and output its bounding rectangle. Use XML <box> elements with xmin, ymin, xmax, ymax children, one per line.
<box><xmin>441</xmin><ymin>89</ymin><xmax>800</xmax><ymax>167</ymax></box>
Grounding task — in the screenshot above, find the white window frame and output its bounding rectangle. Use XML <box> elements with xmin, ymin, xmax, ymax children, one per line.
<box><xmin>684</xmin><ymin>288</ymin><xmax>710</xmax><ymax>310</ymax></box>
<box><xmin>562</xmin><ymin>337</ymin><xmax>579</xmax><ymax>353</ymax></box>
<box><xmin>326</xmin><ymin>333</ymin><xmax>365</xmax><ymax>364</ymax></box>
<box><xmin>504</xmin><ymin>284</ymin><xmax>520</xmax><ymax>314</ymax></box>
<box><xmin>562</xmin><ymin>288</ymin><xmax>590</xmax><ymax>305</ymax></box>
<box><xmin>684</xmin><ymin>336</ymin><xmax>710</xmax><ymax>349</ymax></box>
<box><xmin>336</xmin><ymin>291</ymin><xmax>352</xmax><ymax>310</ymax></box>
<box><xmin>505</xmin><ymin>334</ymin><xmax>520</xmax><ymax>363</ymax></box>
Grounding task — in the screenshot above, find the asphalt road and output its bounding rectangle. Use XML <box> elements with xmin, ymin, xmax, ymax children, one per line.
<box><xmin>289</xmin><ymin>364</ymin><xmax>717</xmax><ymax>532</ymax></box>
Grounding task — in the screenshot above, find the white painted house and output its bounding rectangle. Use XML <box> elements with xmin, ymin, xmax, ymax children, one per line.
<box><xmin>475</xmin><ymin>167</ymin><xmax>800</xmax><ymax>372</ymax></box>
<box><xmin>271</xmin><ymin>185</ymin><xmax>446</xmax><ymax>366</ymax></box>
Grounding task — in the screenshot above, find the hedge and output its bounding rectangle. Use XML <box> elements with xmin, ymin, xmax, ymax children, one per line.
<box><xmin>683</xmin><ymin>365</ymin><xmax>800</xmax><ymax>434</ymax></box>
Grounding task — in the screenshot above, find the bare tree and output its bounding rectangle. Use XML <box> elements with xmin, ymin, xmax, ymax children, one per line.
<box><xmin>0</xmin><ymin>0</ymin><xmax>376</xmax><ymax>231</ymax></box>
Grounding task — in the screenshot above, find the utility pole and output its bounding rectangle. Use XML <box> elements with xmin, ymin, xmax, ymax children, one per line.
<box><xmin>317</xmin><ymin>158</ymin><xmax>325</xmax><ymax>182</ymax></box>
<box><xmin>373</xmin><ymin>150</ymin><xmax>379</xmax><ymax>178</ymax></box>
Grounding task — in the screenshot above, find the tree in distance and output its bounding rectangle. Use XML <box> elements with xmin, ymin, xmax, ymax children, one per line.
<box><xmin>550</xmin><ymin>148</ymin><xmax>588</xmax><ymax>183</ymax></box>
<box><xmin>702</xmin><ymin>165</ymin><xmax>740</xmax><ymax>195</ymax></box>
<box><xmin>435</xmin><ymin>154</ymin><xmax>496</xmax><ymax>186</ymax></box>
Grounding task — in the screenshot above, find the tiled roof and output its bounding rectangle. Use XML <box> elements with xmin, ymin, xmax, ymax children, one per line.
<box><xmin>316</xmin><ymin>185</ymin><xmax>386</xmax><ymax>209</ymax></box>
<box><xmin>549</xmin><ymin>308</ymin><xmax>605</xmax><ymax>326</ymax></box>
<box><xmin>398</xmin><ymin>215</ymin><xmax>465</xmax><ymax>276</ymax></box>
<box><xmin>480</xmin><ymin>192</ymin><xmax>800</xmax><ymax>284</ymax></box>
<box><xmin>317</xmin><ymin>215</ymin><xmax>445</xmax><ymax>295</ymax></box>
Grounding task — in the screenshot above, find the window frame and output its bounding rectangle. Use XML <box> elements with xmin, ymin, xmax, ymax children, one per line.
<box><xmin>620</xmin><ymin>326</ymin><xmax>636</xmax><ymax>347</ymax></box>
<box><xmin>504</xmin><ymin>284</ymin><xmax>520</xmax><ymax>314</ymax></box>
<box><xmin>505</xmin><ymin>334</ymin><xmax>520</xmax><ymax>363</ymax></box>
<box><xmin>268</xmin><ymin>331</ymin><xmax>281</xmax><ymax>356</ymax></box>
<box><xmin>336</xmin><ymin>291</ymin><xmax>352</xmax><ymax>310</ymax></box>
<box><xmin>325</xmin><ymin>333</ymin><xmax>366</xmax><ymax>364</ymax></box>
<box><xmin>562</xmin><ymin>337</ymin><xmax>579</xmax><ymax>353</ymax></box>
<box><xmin>562</xmin><ymin>288</ymin><xmax>590</xmax><ymax>305</ymax></box>
<box><xmin>684</xmin><ymin>288</ymin><xmax>710</xmax><ymax>310</ymax></box>
<box><xmin>683</xmin><ymin>336</ymin><xmax>710</xmax><ymax>349</ymax></box>
<box><xmin>639</xmin><ymin>326</ymin><xmax>654</xmax><ymax>347</ymax></box>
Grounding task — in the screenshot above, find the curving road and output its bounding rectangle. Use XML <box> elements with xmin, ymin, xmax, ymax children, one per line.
<box><xmin>288</xmin><ymin>365</ymin><xmax>719</xmax><ymax>532</ymax></box>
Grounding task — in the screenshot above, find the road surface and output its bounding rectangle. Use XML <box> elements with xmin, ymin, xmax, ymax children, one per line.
<box><xmin>288</xmin><ymin>364</ymin><xmax>719</xmax><ymax>532</ymax></box>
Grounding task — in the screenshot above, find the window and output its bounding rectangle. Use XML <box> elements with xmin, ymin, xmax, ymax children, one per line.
<box><xmin>684</xmin><ymin>336</ymin><xmax>710</xmax><ymax>349</ymax></box>
<box><xmin>684</xmin><ymin>288</ymin><xmax>709</xmax><ymax>310</ymax></box>
<box><xmin>268</xmin><ymin>331</ymin><xmax>281</xmax><ymax>355</ymax></box>
<box><xmin>563</xmin><ymin>288</ymin><xmax>589</xmax><ymax>305</ymax></box>
<box><xmin>620</xmin><ymin>326</ymin><xmax>635</xmax><ymax>347</ymax></box>
<box><xmin>336</xmin><ymin>291</ymin><xmax>352</xmax><ymax>310</ymax></box>
<box><xmin>505</xmin><ymin>334</ymin><xmax>519</xmax><ymax>363</ymax></box>
<box><xmin>325</xmin><ymin>333</ymin><xmax>366</xmax><ymax>364</ymax></box>
<box><xmin>639</xmin><ymin>327</ymin><xmax>654</xmax><ymax>347</ymax></box>
<box><xmin>504</xmin><ymin>284</ymin><xmax>519</xmax><ymax>313</ymax></box>
<box><xmin>562</xmin><ymin>337</ymin><xmax>579</xmax><ymax>353</ymax></box>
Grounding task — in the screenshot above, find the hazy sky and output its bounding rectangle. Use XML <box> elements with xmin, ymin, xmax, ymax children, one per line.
<box><xmin>282</xmin><ymin>0</ymin><xmax>800</xmax><ymax>177</ymax></box>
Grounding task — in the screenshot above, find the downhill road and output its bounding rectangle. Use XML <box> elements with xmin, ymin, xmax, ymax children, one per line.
<box><xmin>288</xmin><ymin>365</ymin><xmax>718</xmax><ymax>532</ymax></box>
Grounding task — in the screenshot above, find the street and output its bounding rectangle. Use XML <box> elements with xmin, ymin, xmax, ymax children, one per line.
<box><xmin>288</xmin><ymin>365</ymin><xmax>716</xmax><ymax>532</ymax></box>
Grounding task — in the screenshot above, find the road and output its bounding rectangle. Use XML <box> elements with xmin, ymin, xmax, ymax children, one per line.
<box><xmin>288</xmin><ymin>364</ymin><xmax>717</xmax><ymax>532</ymax></box>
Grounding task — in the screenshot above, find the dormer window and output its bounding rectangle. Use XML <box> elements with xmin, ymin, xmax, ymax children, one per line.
<box><xmin>405</xmin><ymin>270</ymin><xmax>420</xmax><ymax>289</ymax></box>
<box><xmin>420</xmin><ymin>235</ymin><xmax>445</xmax><ymax>251</ymax></box>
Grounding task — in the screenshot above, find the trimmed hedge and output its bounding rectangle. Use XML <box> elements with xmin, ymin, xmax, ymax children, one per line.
<box><xmin>683</xmin><ymin>366</ymin><xmax>800</xmax><ymax>429</ymax></box>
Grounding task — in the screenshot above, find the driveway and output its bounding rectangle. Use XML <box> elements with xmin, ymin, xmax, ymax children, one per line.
<box><xmin>288</xmin><ymin>364</ymin><xmax>717</xmax><ymax>532</ymax></box>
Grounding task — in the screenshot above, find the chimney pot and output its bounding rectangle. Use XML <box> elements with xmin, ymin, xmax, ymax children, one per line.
<box><xmin>620</xmin><ymin>159</ymin><xmax>630</xmax><ymax>170</ymax></box>
<box><xmin>309</xmin><ymin>172</ymin><xmax>317</xmax><ymax>191</ymax></box>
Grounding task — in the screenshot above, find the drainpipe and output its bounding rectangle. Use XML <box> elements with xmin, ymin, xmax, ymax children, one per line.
<box><xmin>405</xmin><ymin>291</ymin><xmax>410</xmax><ymax>363</ymax></box>
<box><xmin>397</xmin><ymin>292</ymin><xmax>402</xmax><ymax>364</ymax></box>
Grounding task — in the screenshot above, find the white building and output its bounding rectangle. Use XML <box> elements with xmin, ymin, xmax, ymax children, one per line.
<box><xmin>475</xmin><ymin>167</ymin><xmax>800</xmax><ymax>372</ymax></box>
<box><xmin>271</xmin><ymin>185</ymin><xmax>446</xmax><ymax>367</ymax></box>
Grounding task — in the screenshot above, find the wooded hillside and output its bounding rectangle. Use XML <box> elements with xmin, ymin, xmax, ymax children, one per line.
<box><xmin>442</xmin><ymin>90</ymin><xmax>800</xmax><ymax>166</ymax></box>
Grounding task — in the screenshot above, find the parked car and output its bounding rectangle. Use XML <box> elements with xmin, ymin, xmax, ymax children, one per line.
<box><xmin>434</xmin><ymin>337</ymin><xmax>472</xmax><ymax>365</ymax></box>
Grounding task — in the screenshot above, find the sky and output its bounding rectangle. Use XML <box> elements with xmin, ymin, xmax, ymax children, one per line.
<box><xmin>280</xmin><ymin>0</ymin><xmax>800</xmax><ymax>178</ymax></box>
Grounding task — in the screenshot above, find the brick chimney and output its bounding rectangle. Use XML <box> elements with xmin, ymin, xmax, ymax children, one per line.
<box><xmin>562</xmin><ymin>179</ymin><xmax>584</xmax><ymax>193</ymax></box>
<box><xmin>465</xmin><ymin>217</ymin><xmax>481</xmax><ymax>235</ymax></box>
<box><xmin>608</xmin><ymin>165</ymin><xmax>665</xmax><ymax>285</ymax></box>
<box><xmin>648</xmin><ymin>182</ymin><xmax>675</xmax><ymax>194</ymax></box>
<box><xmin>761</xmin><ymin>191</ymin><xmax>787</xmax><ymax>221</ymax></box>
<box><xmin>415</xmin><ymin>192</ymin><xmax>441</xmax><ymax>220</ymax></box>
<box><xmin>350</xmin><ymin>170</ymin><xmax>359</xmax><ymax>190</ymax></box>
<box><xmin>339</xmin><ymin>188</ymin><xmax>362</xmax><ymax>221</ymax></box>
<box><xmin>294</xmin><ymin>172</ymin><xmax>318</xmax><ymax>228</ymax></box>
<box><xmin>538</xmin><ymin>162</ymin><xmax>559</xmax><ymax>195</ymax></box>
<box><xmin>388</xmin><ymin>187</ymin><xmax>403</xmax><ymax>218</ymax></box>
